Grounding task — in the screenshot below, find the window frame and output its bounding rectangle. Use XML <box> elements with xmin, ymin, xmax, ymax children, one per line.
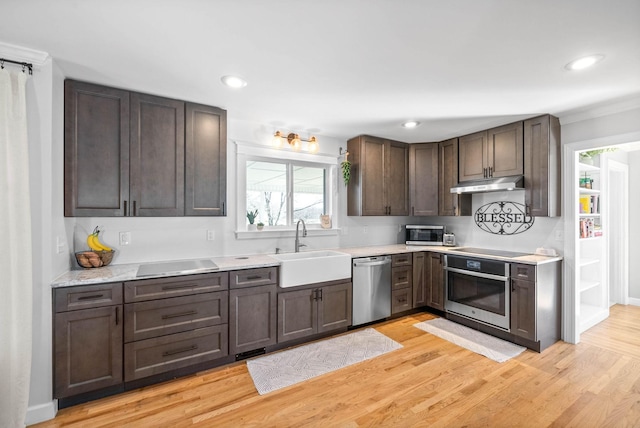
<box><xmin>235</xmin><ymin>141</ymin><xmax>339</xmax><ymax>238</ymax></box>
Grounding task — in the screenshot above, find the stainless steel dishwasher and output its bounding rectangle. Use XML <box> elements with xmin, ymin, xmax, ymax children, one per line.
<box><xmin>352</xmin><ymin>256</ymin><xmax>392</xmax><ymax>326</ymax></box>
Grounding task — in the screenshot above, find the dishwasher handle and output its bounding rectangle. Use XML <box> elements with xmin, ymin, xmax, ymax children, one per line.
<box><xmin>353</xmin><ymin>257</ymin><xmax>392</xmax><ymax>267</ymax></box>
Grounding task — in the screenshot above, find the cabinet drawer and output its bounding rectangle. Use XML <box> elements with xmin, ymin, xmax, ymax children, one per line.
<box><xmin>511</xmin><ymin>264</ymin><xmax>535</xmax><ymax>282</ymax></box>
<box><xmin>124</xmin><ymin>292</ymin><xmax>228</xmax><ymax>342</ymax></box>
<box><xmin>392</xmin><ymin>288</ymin><xmax>413</xmax><ymax>314</ymax></box>
<box><xmin>54</xmin><ymin>283</ymin><xmax>123</xmax><ymax>313</ymax></box>
<box><xmin>124</xmin><ymin>272</ymin><xmax>228</xmax><ymax>302</ymax></box>
<box><xmin>230</xmin><ymin>267</ymin><xmax>278</xmax><ymax>289</ymax></box>
<box><xmin>392</xmin><ymin>266</ymin><xmax>412</xmax><ymax>290</ymax></box>
<box><xmin>392</xmin><ymin>253</ymin><xmax>412</xmax><ymax>267</ymax></box>
<box><xmin>124</xmin><ymin>325</ymin><xmax>228</xmax><ymax>381</ymax></box>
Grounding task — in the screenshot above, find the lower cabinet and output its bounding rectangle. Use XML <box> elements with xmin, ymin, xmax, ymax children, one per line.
<box><xmin>278</xmin><ymin>281</ymin><xmax>352</xmax><ymax>344</ymax></box>
<box><xmin>229</xmin><ymin>283</ymin><xmax>278</xmax><ymax>355</ymax></box>
<box><xmin>391</xmin><ymin>253</ymin><xmax>413</xmax><ymax>314</ymax></box>
<box><xmin>53</xmin><ymin>283</ymin><xmax>123</xmax><ymax>399</ymax></box>
<box><xmin>229</xmin><ymin>267</ymin><xmax>279</xmax><ymax>355</ymax></box>
<box><xmin>426</xmin><ymin>253</ymin><xmax>445</xmax><ymax>311</ymax></box>
<box><xmin>510</xmin><ymin>262</ymin><xmax>561</xmax><ymax>352</ymax></box>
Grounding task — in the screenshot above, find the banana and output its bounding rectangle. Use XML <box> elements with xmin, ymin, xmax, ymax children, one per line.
<box><xmin>87</xmin><ymin>228</ymin><xmax>113</xmax><ymax>252</ymax></box>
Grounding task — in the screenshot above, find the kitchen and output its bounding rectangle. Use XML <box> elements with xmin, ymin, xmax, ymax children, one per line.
<box><xmin>2</xmin><ymin>1</ymin><xmax>640</xmax><ymax>426</ymax></box>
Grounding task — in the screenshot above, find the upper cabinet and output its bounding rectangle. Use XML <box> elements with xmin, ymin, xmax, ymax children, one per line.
<box><xmin>64</xmin><ymin>80</ymin><xmax>227</xmax><ymax>217</ymax></box>
<box><xmin>459</xmin><ymin>121</ymin><xmax>524</xmax><ymax>182</ymax></box>
<box><xmin>524</xmin><ymin>115</ymin><xmax>561</xmax><ymax>217</ymax></box>
<box><xmin>347</xmin><ymin>135</ymin><xmax>409</xmax><ymax>216</ymax></box>
<box><xmin>439</xmin><ymin>138</ymin><xmax>471</xmax><ymax>216</ymax></box>
<box><xmin>409</xmin><ymin>143</ymin><xmax>439</xmax><ymax>216</ymax></box>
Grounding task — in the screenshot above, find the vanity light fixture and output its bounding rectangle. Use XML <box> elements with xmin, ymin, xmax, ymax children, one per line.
<box><xmin>402</xmin><ymin>121</ymin><xmax>420</xmax><ymax>128</ymax></box>
<box><xmin>272</xmin><ymin>131</ymin><xmax>319</xmax><ymax>153</ymax></box>
<box><xmin>221</xmin><ymin>75</ymin><xmax>248</xmax><ymax>88</ymax></box>
<box><xmin>565</xmin><ymin>54</ymin><xmax>605</xmax><ymax>71</ymax></box>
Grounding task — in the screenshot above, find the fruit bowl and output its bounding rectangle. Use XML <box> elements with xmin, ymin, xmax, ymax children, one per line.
<box><xmin>75</xmin><ymin>250</ymin><xmax>115</xmax><ymax>268</ymax></box>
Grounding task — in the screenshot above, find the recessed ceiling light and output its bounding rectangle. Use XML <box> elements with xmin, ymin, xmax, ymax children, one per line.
<box><xmin>221</xmin><ymin>75</ymin><xmax>247</xmax><ymax>88</ymax></box>
<box><xmin>565</xmin><ymin>54</ymin><xmax>605</xmax><ymax>71</ymax></box>
<box><xmin>402</xmin><ymin>121</ymin><xmax>420</xmax><ymax>128</ymax></box>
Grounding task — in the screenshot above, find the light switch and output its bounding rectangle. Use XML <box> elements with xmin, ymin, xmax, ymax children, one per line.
<box><xmin>119</xmin><ymin>232</ymin><xmax>131</xmax><ymax>246</ymax></box>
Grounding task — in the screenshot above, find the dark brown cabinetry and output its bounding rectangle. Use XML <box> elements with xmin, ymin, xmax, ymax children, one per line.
<box><xmin>53</xmin><ymin>283</ymin><xmax>123</xmax><ymax>398</ymax></box>
<box><xmin>412</xmin><ymin>252</ymin><xmax>444</xmax><ymax>311</ymax></box>
<box><xmin>123</xmin><ymin>273</ymin><xmax>229</xmax><ymax>381</ymax></box>
<box><xmin>185</xmin><ymin>103</ymin><xmax>227</xmax><ymax>216</ymax></box>
<box><xmin>510</xmin><ymin>262</ymin><xmax>561</xmax><ymax>352</ymax></box>
<box><xmin>278</xmin><ymin>281</ymin><xmax>352</xmax><ymax>343</ymax></box>
<box><xmin>391</xmin><ymin>254</ymin><xmax>413</xmax><ymax>314</ymax></box>
<box><xmin>439</xmin><ymin>138</ymin><xmax>471</xmax><ymax>216</ymax></box>
<box><xmin>409</xmin><ymin>143</ymin><xmax>439</xmax><ymax>216</ymax></box>
<box><xmin>229</xmin><ymin>268</ymin><xmax>278</xmax><ymax>355</ymax></box>
<box><xmin>64</xmin><ymin>79</ymin><xmax>227</xmax><ymax>217</ymax></box>
<box><xmin>64</xmin><ymin>80</ymin><xmax>130</xmax><ymax>217</ymax></box>
<box><xmin>347</xmin><ymin>135</ymin><xmax>409</xmax><ymax>216</ymax></box>
<box><xmin>524</xmin><ymin>115</ymin><xmax>561</xmax><ymax>217</ymax></box>
<box><xmin>458</xmin><ymin>122</ymin><xmax>524</xmax><ymax>182</ymax></box>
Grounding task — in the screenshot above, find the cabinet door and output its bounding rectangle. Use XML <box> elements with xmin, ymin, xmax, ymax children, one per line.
<box><xmin>360</xmin><ymin>136</ymin><xmax>387</xmax><ymax>215</ymax></box>
<box><xmin>412</xmin><ymin>252</ymin><xmax>427</xmax><ymax>308</ymax></box>
<box><xmin>426</xmin><ymin>253</ymin><xmax>444</xmax><ymax>311</ymax></box>
<box><xmin>229</xmin><ymin>284</ymin><xmax>277</xmax><ymax>355</ymax></box>
<box><xmin>277</xmin><ymin>288</ymin><xmax>317</xmax><ymax>343</ymax></box>
<box><xmin>54</xmin><ymin>306</ymin><xmax>123</xmax><ymax>398</ymax></box>
<box><xmin>458</xmin><ymin>131</ymin><xmax>487</xmax><ymax>182</ymax></box>
<box><xmin>409</xmin><ymin>143</ymin><xmax>439</xmax><ymax>216</ymax></box>
<box><xmin>487</xmin><ymin>122</ymin><xmax>523</xmax><ymax>178</ymax></box>
<box><xmin>130</xmin><ymin>93</ymin><xmax>185</xmax><ymax>216</ymax></box>
<box><xmin>64</xmin><ymin>80</ymin><xmax>130</xmax><ymax>217</ymax></box>
<box><xmin>185</xmin><ymin>103</ymin><xmax>227</xmax><ymax>216</ymax></box>
<box><xmin>317</xmin><ymin>282</ymin><xmax>352</xmax><ymax>333</ymax></box>
<box><xmin>386</xmin><ymin>141</ymin><xmax>410</xmax><ymax>216</ymax></box>
<box><xmin>524</xmin><ymin>115</ymin><xmax>561</xmax><ymax>217</ymax></box>
<box><xmin>439</xmin><ymin>138</ymin><xmax>471</xmax><ymax>216</ymax></box>
<box><xmin>511</xmin><ymin>278</ymin><xmax>536</xmax><ymax>341</ymax></box>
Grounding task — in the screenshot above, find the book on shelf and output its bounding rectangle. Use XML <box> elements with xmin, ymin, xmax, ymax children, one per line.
<box><xmin>579</xmin><ymin>195</ymin><xmax>600</xmax><ymax>214</ymax></box>
<box><xmin>579</xmin><ymin>217</ymin><xmax>602</xmax><ymax>238</ymax></box>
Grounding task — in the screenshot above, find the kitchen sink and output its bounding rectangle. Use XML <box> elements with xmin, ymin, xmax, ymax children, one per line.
<box><xmin>271</xmin><ymin>250</ymin><xmax>352</xmax><ymax>288</ymax></box>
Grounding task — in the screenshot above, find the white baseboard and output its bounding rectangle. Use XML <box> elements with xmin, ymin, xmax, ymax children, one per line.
<box><xmin>627</xmin><ymin>298</ymin><xmax>640</xmax><ymax>307</ymax></box>
<box><xmin>25</xmin><ymin>400</ymin><xmax>57</xmax><ymax>426</ymax></box>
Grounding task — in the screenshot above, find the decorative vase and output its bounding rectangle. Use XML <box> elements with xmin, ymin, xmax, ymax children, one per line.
<box><xmin>248</xmin><ymin>224</ymin><xmax>256</xmax><ymax>231</ymax></box>
<box><xmin>257</xmin><ymin>224</ymin><xmax>264</xmax><ymax>231</ymax></box>
<box><xmin>580</xmin><ymin>154</ymin><xmax>593</xmax><ymax>165</ymax></box>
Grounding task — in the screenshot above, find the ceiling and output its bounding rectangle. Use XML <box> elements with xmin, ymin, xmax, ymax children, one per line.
<box><xmin>2</xmin><ymin>0</ymin><xmax>640</xmax><ymax>142</ymax></box>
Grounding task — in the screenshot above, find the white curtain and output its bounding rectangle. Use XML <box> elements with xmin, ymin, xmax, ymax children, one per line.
<box><xmin>0</xmin><ymin>69</ymin><xmax>33</xmax><ymax>428</ymax></box>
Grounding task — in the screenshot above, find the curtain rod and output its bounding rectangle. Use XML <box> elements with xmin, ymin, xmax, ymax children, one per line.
<box><xmin>0</xmin><ymin>57</ymin><xmax>33</xmax><ymax>75</ymax></box>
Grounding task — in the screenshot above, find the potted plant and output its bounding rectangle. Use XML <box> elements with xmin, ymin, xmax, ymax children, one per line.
<box><xmin>257</xmin><ymin>222</ymin><xmax>265</xmax><ymax>231</ymax></box>
<box><xmin>247</xmin><ymin>209</ymin><xmax>258</xmax><ymax>230</ymax></box>
<box><xmin>579</xmin><ymin>148</ymin><xmax>615</xmax><ymax>165</ymax></box>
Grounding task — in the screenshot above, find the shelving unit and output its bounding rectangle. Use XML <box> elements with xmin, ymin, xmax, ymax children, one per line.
<box><xmin>577</xmin><ymin>160</ymin><xmax>608</xmax><ymax>333</ymax></box>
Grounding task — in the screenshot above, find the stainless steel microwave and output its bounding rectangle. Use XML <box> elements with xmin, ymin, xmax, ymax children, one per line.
<box><xmin>405</xmin><ymin>225</ymin><xmax>445</xmax><ymax>246</ymax></box>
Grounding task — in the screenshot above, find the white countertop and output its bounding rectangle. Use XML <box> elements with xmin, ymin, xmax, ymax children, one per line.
<box><xmin>51</xmin><ymin>244</ymin><xmax>562</xmax><ymax>288</ymax></box>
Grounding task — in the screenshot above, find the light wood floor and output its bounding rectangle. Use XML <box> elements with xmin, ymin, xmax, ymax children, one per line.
<box><xmin>33</xmin><ymin>305</ymin><xmax>640</xmax><ymax>427</ymax></box>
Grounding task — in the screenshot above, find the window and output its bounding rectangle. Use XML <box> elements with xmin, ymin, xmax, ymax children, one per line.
<box><xmin>246</xmin><ymin>160</ymin><xmax>328</xmax><ymax>226</ymax></box>
<box><xmin>236</xmin><ymin>141</ymin><xmax>337</xmax><ymax>233</ymax></box>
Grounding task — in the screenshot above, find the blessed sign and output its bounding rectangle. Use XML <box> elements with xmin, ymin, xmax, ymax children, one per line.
<box><xmin>475</xmin><ymin>201</ymin><xmax>534</xmax><ymax>235</ymax></box>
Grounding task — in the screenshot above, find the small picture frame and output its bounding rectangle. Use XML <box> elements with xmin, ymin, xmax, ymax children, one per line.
<box><xmin>320</xmin><ymin>214</ymin><xmax>331</xmax><ymax>229</ymax></box>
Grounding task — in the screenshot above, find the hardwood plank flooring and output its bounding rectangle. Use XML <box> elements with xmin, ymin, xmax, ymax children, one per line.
<box><xmin>32</xmin><ymin>305</ymin><xmax>640</xmax><ymax>427</ymax></box>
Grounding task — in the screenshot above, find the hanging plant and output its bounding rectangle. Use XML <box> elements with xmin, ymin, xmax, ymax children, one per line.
<box><xmin>341</xmin><ymin>151</ymin><xmax>351</xmax><ymax>186</ymax></box>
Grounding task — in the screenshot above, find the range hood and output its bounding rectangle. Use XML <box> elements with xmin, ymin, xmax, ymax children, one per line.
<box><xmin>450</xmin><ymin>175</ymin><xmax>524</xmax><ymax>194</ymax></box>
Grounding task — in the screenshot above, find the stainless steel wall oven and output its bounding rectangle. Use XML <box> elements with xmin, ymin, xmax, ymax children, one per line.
<box><xmin>444</xmin><ymin>254</ymin><xmax>510</xmax><ymax>331</ymax></box>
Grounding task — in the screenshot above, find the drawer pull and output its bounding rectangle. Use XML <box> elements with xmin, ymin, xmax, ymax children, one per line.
<box><xmin>77</xmin><ymin>294</ymin><xmax>104</xmax><ymax>301</ymax></box>
<box><xmin>397</xmin><ymin>276</ymin><xmax>407</xmax><ymax>281</ymax></box>
<box><xmin>162</xmin><ymin>310</ymin><xmax>197</xmax><ymax>320</ymax></box>
<box><xmin>246</xmin><ymin>275</ymin><xmax>262</xmax><ymax>280</ymax></box>
<box><xmin>162</xmin><ymin>284</ymin><xmax>197</xmax><ymax>291</ymax></box>
<box><xmin>162</xmin><ymin>345</ymin><xmax>198</xmax><ymax>357</ymax></box>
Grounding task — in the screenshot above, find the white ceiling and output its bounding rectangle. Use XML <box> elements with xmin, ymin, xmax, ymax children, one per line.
<box><xmin>2</xmin><ymin>0</ymin><xmax>640</xmax><ymax>142</ymax></box>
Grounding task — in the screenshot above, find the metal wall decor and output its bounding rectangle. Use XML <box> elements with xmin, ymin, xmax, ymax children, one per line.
<box><xmin>475</xmin><ymin>201</ymin><xmax>534</xmax><ymax>235</ymax></box>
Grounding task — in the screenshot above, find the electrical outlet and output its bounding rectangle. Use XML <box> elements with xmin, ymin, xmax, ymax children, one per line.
<box><xmin>207</xmin><ymin>230</ymin><xmax>215</xmax><ymax>241</ymax></box>
<box><xmin>119</xmin><ymin>232</ymin><xmax>131</xmax><ymax>246</ymax></box>
<box><xmin>363</xmin><ymin>226</ymin><xmax>368</xmax><ymax>234</ymax></box>
<box><xmin>56</xmin><ymin>236</ymin><xmax>65</xmax><ymax>254</ymax></box>
<box><xmin>554</xmin><ymin>230</ymin><xmax>563</xmax><ymax>241</ymax></box>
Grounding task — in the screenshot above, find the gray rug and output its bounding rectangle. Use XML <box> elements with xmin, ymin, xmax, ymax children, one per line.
<box><xmin>246</xmin><ymin>328</ymin><xmax>403</xmax><ymax>395</ymax></box>
<box><xmin>414</xmin><ymin>318</ymin><xmax>526</xmax><ymax>363</ymax></box>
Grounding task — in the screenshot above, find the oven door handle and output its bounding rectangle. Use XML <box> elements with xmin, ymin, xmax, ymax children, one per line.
<box><xmin>444</xmin><ymin>266</ymin><xmax>509</xmax><ymax>282</ymax></box>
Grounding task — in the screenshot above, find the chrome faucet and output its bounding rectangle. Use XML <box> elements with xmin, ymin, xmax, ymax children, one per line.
<box><xmin>295</xmin><ymin>219</ymin><xmax>307</xmax><ymax>252</ymax></box>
